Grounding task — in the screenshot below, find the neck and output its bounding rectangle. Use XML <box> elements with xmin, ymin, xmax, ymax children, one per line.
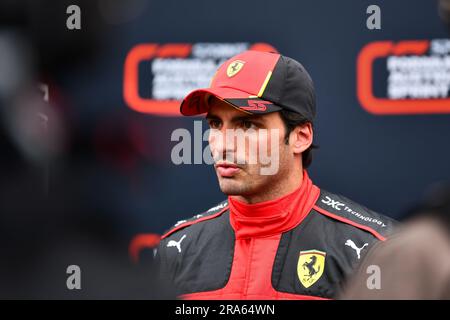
<box><xmin>228</xmin><ymin>169</ymin><xmax>320</xmax><ymax>238</ymax></box>
<box><xmin>232</xmin><ymin>166</ymin><xmax>304</xmax><ymax>204</ymax></box>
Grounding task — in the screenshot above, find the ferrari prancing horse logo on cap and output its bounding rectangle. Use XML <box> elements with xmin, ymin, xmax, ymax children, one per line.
<box><xmin>226</xmin><ymin>60</ymin><xmax>245</xmax><ymax>77</ymax></box>
<box><xmin>297</xmin><ymin>250</ymin><xmax>326</xmax><ymax>288</ymax></box>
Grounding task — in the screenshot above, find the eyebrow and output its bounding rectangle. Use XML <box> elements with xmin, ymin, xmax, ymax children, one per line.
<box><xmin>205</xmin><ymin>113</ymin><xmax>220</xmax><ymax>121</ymax></box>
<box><xmin>205</xmin><ymin>113</ymin><xmax>265</xmax><ymax>124</ymax></box>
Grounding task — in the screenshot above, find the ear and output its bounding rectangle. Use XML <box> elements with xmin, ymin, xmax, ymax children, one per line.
<box><xmin>290</xmin><ymin>123</ymin><xmax>313</xmax><ymax>156</ymax></box>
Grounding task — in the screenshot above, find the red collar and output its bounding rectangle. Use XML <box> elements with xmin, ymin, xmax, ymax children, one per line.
<box><xmin>228</xmin><ymin>170</ymin><xmax>320</xmax><ymax>239</ymax></box>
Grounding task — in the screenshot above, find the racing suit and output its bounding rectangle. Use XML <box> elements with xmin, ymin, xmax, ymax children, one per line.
<box><xmin>155</xmin><ymin>171</ymin><xmax>397</xmax><ymax>299</ymax></box>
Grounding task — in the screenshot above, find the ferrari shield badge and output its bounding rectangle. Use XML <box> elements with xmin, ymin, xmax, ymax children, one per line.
<box><xmin>297</xmin><ymin>250</ymin><xmax>326</xmax><ymax>288</ymax></box>
<box><xmin>226</xmin><ymin>60</ymin><xmax>245</xmax><ymax>77</ymax></box>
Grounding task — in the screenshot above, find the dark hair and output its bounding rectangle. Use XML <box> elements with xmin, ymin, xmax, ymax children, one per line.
<box><xmin>279</xmin><ymin>109</ymin><xmax>318</xmax><ymax>169</ymax></box>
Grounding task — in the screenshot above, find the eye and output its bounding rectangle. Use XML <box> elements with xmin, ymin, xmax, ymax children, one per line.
<box><xmin>240</xmin><ymin>120</ymin><xmax>256</xmax><ymax>130</ymax></box>
<box><xmin>208</xmin><ymin>119</ymin><xmax>221</xmax><ymax>129</ymax></box>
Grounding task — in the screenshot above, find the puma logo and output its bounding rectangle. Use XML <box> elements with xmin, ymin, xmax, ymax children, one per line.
<box><xmin>167</xmin><ymin>234</ymin><xmax>187</xmax><ymax>253</ymax></box>
<box><xmin>345</xmin><ymin>239</ymin><xmax>368</xmax><ymax>259</ymax></box>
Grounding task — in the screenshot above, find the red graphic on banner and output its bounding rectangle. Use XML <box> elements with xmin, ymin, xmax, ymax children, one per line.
<box><xmin>357</xmin><ymin>40</ymin><xmax>450</xmax><ymax>115</ymax></box>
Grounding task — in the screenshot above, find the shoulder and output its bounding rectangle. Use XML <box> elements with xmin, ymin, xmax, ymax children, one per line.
<box><xmin>312</xmin><ymin>189</ymin><xmax>398</xmax><ymax>241</ymax></box>
<box><xmin>160</xmin><ymin>199</ymin><xmax>229</xmax><ymax>240</ymax></box>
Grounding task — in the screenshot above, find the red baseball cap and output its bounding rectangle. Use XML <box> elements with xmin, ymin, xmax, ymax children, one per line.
<box><xmin>180</xmin><ymin>50</ymin><xmax>316</xmax><ymax>121</ymax></box>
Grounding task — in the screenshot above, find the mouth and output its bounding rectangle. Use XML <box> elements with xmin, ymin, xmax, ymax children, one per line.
<box><xmin>215</xmin><ymin>162</ymin><xmax>241</xmax><ymax>177</ymax></box>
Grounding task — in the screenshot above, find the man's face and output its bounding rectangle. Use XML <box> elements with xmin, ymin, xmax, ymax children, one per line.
<box><xmin>206</xmin><ymin>96</ymin><xmax>293</xmax><ymax>198</ymax></box>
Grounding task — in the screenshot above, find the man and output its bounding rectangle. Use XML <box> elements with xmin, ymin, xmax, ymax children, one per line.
<box><xmin>155</xmin><ymin>50</ymin><xmax>396</xmax><ymax>299</ymax></box>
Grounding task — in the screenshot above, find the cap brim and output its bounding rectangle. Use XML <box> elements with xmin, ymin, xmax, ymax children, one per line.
<box><xmin>180</xmin><ymin>87</ymin><xmax>282</xmax><ymax>116</ymax></box>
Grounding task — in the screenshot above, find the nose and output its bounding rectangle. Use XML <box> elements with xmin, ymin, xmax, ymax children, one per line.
<box><xmin>208</xmin><ymin>127</ymin><xmax>235</xmax><ymax>162</ymax></box>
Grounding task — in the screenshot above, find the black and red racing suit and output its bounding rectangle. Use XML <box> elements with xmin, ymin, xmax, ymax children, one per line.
<box><xmin>155</xmin><ymin>171</ymin><xmax>397</xmax><ymax>299</ymax></box>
